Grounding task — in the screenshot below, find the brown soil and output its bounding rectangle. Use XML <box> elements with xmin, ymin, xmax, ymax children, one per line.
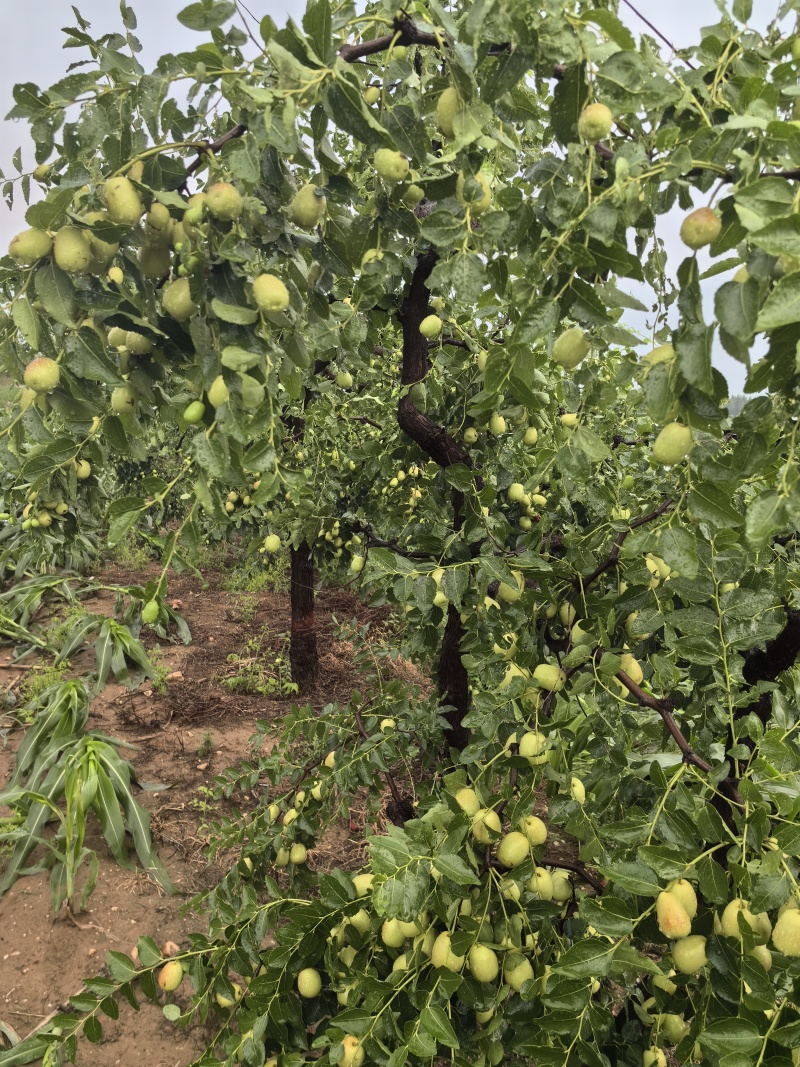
<box><xmin>0</xmin><ymin>564</ymin><xmax>403</xmax><ymax>1066</ymax></box>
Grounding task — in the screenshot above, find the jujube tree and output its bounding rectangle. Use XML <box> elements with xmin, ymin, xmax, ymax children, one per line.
<box><xmin>3</xmin><ymin>1</ymin><xmax>800</xmax><ymax>1066</ymax></box>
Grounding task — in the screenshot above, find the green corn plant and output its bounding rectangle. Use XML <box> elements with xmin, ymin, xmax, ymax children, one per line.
<box><xmin>0</xmin><ymin>681</ymin><xmax>175</xmax><ymax>907</ymax></box>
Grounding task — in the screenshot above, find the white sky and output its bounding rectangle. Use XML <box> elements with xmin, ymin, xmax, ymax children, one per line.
<box><xmin>0</xmin><ymin>1</ymin><xmax>777</xmax><ymax>393</ymax></box>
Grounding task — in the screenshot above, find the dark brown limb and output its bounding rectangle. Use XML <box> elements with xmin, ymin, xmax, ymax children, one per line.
<box><xmin>352</xmin><ymin>704</ymin><xmax>414</xmax><ymax>824</ymax></box>
<box><xmin>339</xmin><ymin>18</ymin><xmax>442</xmax><ymax>62</ymax></box>
<box><xmin>337</xmin><ymin>415</ymin><xmax>382</xmax><ymax>430</ymax></box>
<box><xmin>616</xmin><ymin>669</ymin><xmax>720</xmax><ymax>779</ymax></box>
<box><xmin>182</xmin><ymin>123</ymin><xmax>247</xmax><ymax>186</ymax></box>
<box><xmin>437</xmin><ymin>604</ymin><xmax>470</xmax><ymax>750</ymax></box>
<box><xmin>541</xmin><ymin>857</ymin><xmax>605</xmax><ymax>894</ymax></box>
<box><xmin>289</xmin><ymin>542</ymin><xmax>317</xmax><ymax>693</ymax></box>
<box><xmin>575</xmin><ymin>498</ymin><xmax>674</xmax><ymax>590</ymax></box>
<box><xmin>395</xmin><ymin>252</ymin><xmax>474</xmax><ymax>750</ymax></box>
<box><xmin>612</xmin><ymin>435</ymin><xmax>648</xmax><ymax>448</ymax></box>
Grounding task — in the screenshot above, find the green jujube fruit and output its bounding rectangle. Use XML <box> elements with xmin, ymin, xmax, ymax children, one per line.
<box><xmin>290</xmin><ymin>184</ymin><xmax>326</xmax><ymax>228</ymax></box>
<box><xmin>54</xmin><ymin>227</ymin><xmax>92</xmax><ymax>273</ymax></box>
<box><xmin>8</xmin><ymin>228</ymin><xmax>53</xmax><ymax>265</ymax></box>
<box><xmin>103</xmin><ymin>176</ymin><xmax>143</xmax><ymax>225</ymax></box>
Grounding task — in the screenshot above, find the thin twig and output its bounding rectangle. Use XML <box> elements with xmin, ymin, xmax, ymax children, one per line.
<box><xmin>620</xmin><ymin>0</ymin><xmax>697</xmax><ymax>69</ymax></box>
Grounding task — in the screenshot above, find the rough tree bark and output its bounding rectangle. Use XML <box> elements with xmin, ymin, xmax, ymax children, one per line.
<box><xmin>289</xmin><ymin>541</ymin><xmax>318</xmax><ymax>692</ymax></box>
<box><xmin>285</xmin><ymin>411</ymin><xmax>318</xmax><ymax>694</ymax></box>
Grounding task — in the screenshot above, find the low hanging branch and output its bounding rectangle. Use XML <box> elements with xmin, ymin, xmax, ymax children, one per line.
<box><xmin>575</xmin><ymin>498</ymin><xmax>674</xmax><ymax>591</ymax></box>
<box><xmin>616</xmin><ymin>668</ymin><xmax>713</xmax><ymax>774</ymax></box>
<box><xmin>617</xmin><ymin>668</ymin><xmax>743</xmax><ymax>815</ymax></box>
<box><xmin>352</xmin><ymin>521</ymin><xmax>434</xmax><ymax>561</ymax></box>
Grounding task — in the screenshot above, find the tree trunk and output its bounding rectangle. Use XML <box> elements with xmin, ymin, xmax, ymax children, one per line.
<box><xmin>396</xmin><ymin>251</ymin><xmax>473</xmax><ymax>751</ymax></box>
<box><xmin>290</xmin><ymin>541</ymin><xmax>317</xmax><ymax>692</ymax></box>
<box><xmin>438</xmin><ymin>603</ymin><xmax>470</xmax><ymax>751</ymax></box>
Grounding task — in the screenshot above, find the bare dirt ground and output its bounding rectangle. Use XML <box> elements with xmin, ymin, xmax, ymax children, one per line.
<box><xmin>0</xmin><ymin>563</ymin><xmax>397</xmax><ymax>1066</ymax></box>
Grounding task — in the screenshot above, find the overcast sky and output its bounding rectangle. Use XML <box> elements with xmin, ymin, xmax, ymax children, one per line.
<box><xmin>0</xmin><ymin>1</ymin><xmax>773</xmax><ymax>393</ymax></box>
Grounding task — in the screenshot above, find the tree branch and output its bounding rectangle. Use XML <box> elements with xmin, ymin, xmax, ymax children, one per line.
<box><xmin>353</xmin><ymin>522</ymin><xmax>433</xmax><ymax>561</ymax></box>
<box><xmin>339</xmin><ymin>18</ymin><xmax>442</xmax><ymax>62</ymax></box>
<box><xmin>541</xmin><ymin>857</ymin><xmax>605</xmax><ymax>894</ymax></box>
<box><xmin>574</xmin><ymin>498</ymin><xmax>674</xmax><ymax>591</ymax></box>
<box><xmin>616</xmin><ymin>668</ymin><xmax>714</xmax><ymax>773</ymax></box>
<box><xmin>181</xmin><ymin>123</ymin><xmax>248</xmax><ymax>187</ymax></box>
<box><xmin>337</xmin><ymin>414</ymin><xmax>382</xmax><ymax>430</ymax></box>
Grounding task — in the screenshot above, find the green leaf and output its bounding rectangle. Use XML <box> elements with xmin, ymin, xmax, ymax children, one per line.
<box><xmin>419</xmin><ymin>1005</ymin><xmax>459</xmax><ymax>1048</ymax></box>
<box><xmin>135</xmin><ymin>936</ymin><xmax>162</xmax><ymax>968</ymax></box>
<box><xmin>572</xmin><ymin>426</ymin><xmax>611</xmax><ymax>463</ymax></box>
<box><xmin>772</xmin><ymin>1021</ymin><xmax>800</xmax><ymax>1049</ymax></box>
<box><xmin>598</xmin><ymin>860</ymin><xmax>660</xmax><ymax>896</ymax></box>
<box><xmin>323</xmin><ymin>71</ymin><xmax>391</xmax><ymax>149</ymax></box>
<box><xmin>745</xmin><ymin>491</ymin><xmax>786</xmax><ymax>547</ymax></box>
<box><xmin>221</xmin><ymin>345</ymin><xmax>261</xmax><ymax>371</ymax></box>
<box><xmin>750</xmin><ymin>871</ymin><xmax>792</xmax><ymax>913</ymax></box>
<box><xmin>65</xmin><ymin>330</ymin><xmax>124</xmax><ymax>386</ymax></box>
<box><xmin>749</xmin><ymin>214</ymin><xmax>800</xmax><ymax>256</ymax></box>
<box><xmin>422</xmin><ymin>210</ymin><xmax>466</xmax><ymax>248</ymax></box>
<box><xmin>432</xmin><ymin>853</ymin><xmax>479</xmax><ymax>885</ymax></box>
<box><xmin>656</xmin><ymin>526</ymin><xmax>698</xmax><ymax>579</ymax></box>
<box><xmin>92</xmin><ymin>768</ymin><xmax>133</xmax><ymax>869</ymax></box>
<box><xmin>698</xmin><ymin>1019</ymin><xmax>761</xmax><ymax>1057</ymax></box>
<box><xmin>756</xmin><ymin>273</ymin><xmax>800</xmax><ymax>331</ymax></box>
<box><xmin>212</xmin><ymin>299</ymin><xmax>258</xmax><ymax>325</ymax></box>
<box><xmin>698</xmin><ymin>856</ymin><xmax>732</xmax><ymax>904</ymax></box>
<box><xmin>714</xmin><ymin>279</ymin><xmax>757</xmax><ymax>342</ymax></box>
<box><xmin>642</xmin><ymin>363</ymin><xmax>677</xmax><ymax>422</ymax></box>
<box><xmin>177</xmin><ymin>1</ymin><xmax>236</xmax><ymax>31</ymax></box>
<box><xmin>107</xmin><ymin>497</ymin><xmax>149</xmax><ymax>548</ymax></box>
<box><xmin>584</xmin><ymin>9</ymin><xmax>636</xmax><ymax>50</ymax></box>
<box><xmin>554</xmin><ymin>939</ymin><xmax>614</xmax><ymax>979</ymax></box>
<box><xmin>688</xmin><ymin>484</ymin><xmax>743</xmax><ymax>527</ymax></box>
<box><xmin>675</xmin><ymin>322</ymin><xmax>713</xmax><ymax>394</ymax></box>
<box><xmin>106</xmin><ymin>951</ymin><xmax>137</xmax><ymax>983</ymax></box>
<box><xmin>449</xmin><ymin>253</ymin><xmax>486</xmax><ymax>304</ymax></box>
<box><xmin>373</xmin><ymin>868</ymin><xmax>428</xmax><ymax>920</ymax></box>
<box><xmin>579</xmin><ymin>897</ymin><xmax>634</xmax><ymax>937</ymax></box>
<box><xmin>11</xmin><ymin>298</ymin><xmax>40</xmax><ymax>348</ymax></box>
<box><xmin>480</xmin><ymin>49</ymin><xmax>534</xmax><ymax>104</ymax></box>
<box><xmin>302</xmin><ymin>0</ymin><xmax>333</xmax><ymax>65</ymax></box>
<box><xmin>550</xmin><ymin>63</ymin><xmax>586</xmax><ymax>146</ymax></box>
<box><xmin>84</xmin><ymin>1016</ymin><xmax>103</xmax><ymax>1044</ymax></box>
<box><xmin>34</xmin><ymin>264</ymin><xmax>76</xmax><ymax>327</ymax></box>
